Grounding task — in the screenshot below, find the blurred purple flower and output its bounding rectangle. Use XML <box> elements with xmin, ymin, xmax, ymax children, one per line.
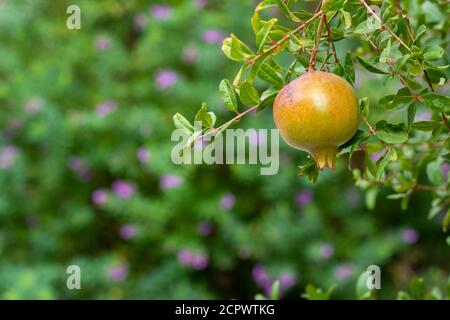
<box><xmin>197</xmin><ymin>221</ymin><xmax>214</xmax><ymax>236</ymax></box>
<box><xmin>160</xmin><ymin>174</ymin><xmax>183</xmax><ymax>189</ymax></box>
<box><xmin>334</xmin><ymin>263</ymin><xmax>354</xmax><ymax>280</ymax></box>
<box><xmin>279</xmin><ymin>272</ymin><xmax>297</xmax><ymax>289</ymax></box>
<box><xmin>24</xmin><ymin>97</ymin><xmax>43</xmax><ymax>113</ymax></box>
<box><xmin>248</xmin><ymin>131</ymin><xmax>266</xmax><ymax>146</ymax></box>
<box><xmin>0</xmin><ymin>145</ymin><xmax>18</xmax><ymax>169</ymax></box>
<box><xmin>94</xmin><ymin>35</ymin><xmax>111</xmax><ymax>51</ymax></box>
<box><xmin>402</xmin><ymin>228</ymin><xmax>419</xmax><ymax>244</ymax></box>
<box><xmin>345</xmin><ymin>188</ymin><xmax>360</xmax><ymax>207</ymax></box>
<box><xmin>220</xmin><ymin>193</ymin><xmax>235</xmax><ymax>210</ymax></box>
<box><xmin>134</xmin><ymin>13</ymin><xmax>147</xmax><ymax>30</ymax></box>
<box><xmin>107</xmin><ymin>265</ymin><xmax>128</xmax><ymax>281</ymax></box>
<box><xmin>177</xmin><ymin>249</ymin><xmax>193</xmax><ymax>266</ymax></box>
<box><xmin>95</xmin><ymin>101</ymin><xmax>117</xmax><ymax>116</ymax></box>
<box><xmin>68</xmin><ymin>156</ymin><xmax>91</xmax><ymax>181</ymax></box>
<box><xmin>441</xmin><ymin>162</ymin><xmax>449</xmax><ymax>181</ymax></box>
<box><xmin>295</xmin><ymin>190</ymin><xmax>313</xmax><ymax>206</ymax></box>
<box><xmin>193</xmin><ymin>0</ymin><xmax>207</xmax><ymax>8</ymax></box>
<box><xmin>415</xmin><ymin>111</ymin><xmax>431</xmax><ymax>122</ymax></box>
<box><xmin>183</xmin><ymin>44</ymin><xmax>198</xmax><ymax>63</ymax></box>
<box><xmin>112</xmin><ymin>180</ymin><xmax>136</xmax><ymax>199</ymax></box>
<box><xmin>150</xmin><ymin>5</ymin><xmax>172</xmax><ymax>20</ymax></box>
<box><xmin>369</xmin><ymin>150</ymin><xmax>385</xmax><ymax>163</ymax></box>
<box><xmin>119</xmin><ymin>224</ymin><xmax>137</xmax><ymax>240</ymax></box>
<box><xmin>191</xmin><ymin>253</ymin><xmax>209</xmax><ymax>270</ymax></box>
<box><xmin>136</xmin><ymin>147</ymin><xmax>151</xmax><ymax>163</ymax></box>
<box><xmin>155</xmin><ymin>70</ymin><xmax>178</xmax><ymax>90</ymax></box>
<box><xmin>202</xmin><ymin>29</ymin><xmax>226</xmax><ymax>44</ymax></box>
<box><xmin>177</xmin><ymin>249</ymin><xmax>209</xmax><ymax>270</ymax></box>
<box><xmin>319</xmin><ymin>243</ymin><xmax>334</xmax><ymax>259</ymax></box>
<box><xmin>92</xmin><ymin>189</ymin><xmax>108</xmax><ymax>206</ymax></box>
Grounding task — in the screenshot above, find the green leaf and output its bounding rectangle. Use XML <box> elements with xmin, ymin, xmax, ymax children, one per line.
<box><xmin>344</xmin><ymin>53</ymin><xmax>355</xmax><ymax>84</ymax></box>
<box><xmin>258</xmin><ymin>63</ymin><xmax>285</xmax><ymax>88</ymax></box>
<box><xmin>410</xmin><ymin>278</ymin><xmax>425</xmax><ymax>299</ymax></box>
<box><xmin>340</xmin><ymin>9</ymin><xmax>352</xmax><ymax>30</ymax></box>
<box><xmin>219</xmin><ymin>79</ymin><xmax>238</xmax><ymax>112</ymax></box>
<box><xmin>195</xmin><ymin>103</ymin><xmax>216</xmax><ymax>128</ymax></box>
<box><xmin>322</xmin><ymin>0</ymin><xmax>345</xmax><ymax>12</ymax></box>
<box><xmin>173</xmin><ymin>113</ymin><xmax>194</xmax><ymax>133</ymax></box>
<box><xmin>356</xmin><ymin>56</ymin><xmax>389</xmax><ymax>74</ymax></box>
<box><xmin>415</xmin><ymin>25</ymin><xmax>427</xmax><ymax>41</ymax></box>
<box><xmin>360</xmin><ymin>97</ymin><xmax>369</xmax><ymax>117</ymax></box>
<box><xmin>270</xmin><ymin>280</ymin><xmax>280</xmax><ymax>300</ymax></box>
<box><xmin>422</xmin><ymin>93</ymin><xmax>450</xmax><ymax>113</ymax></box>
<box><xmin>257</xmin><ymin>87</ymin><xmax>279</xmax><ymax>111</ymax></box>
<box><xmin>302</xmin><ymin>284</ymin><xmax>336</xmax><ymax>300</ymax></box>
<box><xmin>407</xmin><ymin>102</ymin><xmax>417</xmax><ymax>129</ymax></box>
<box><xmin>221</xmin><ymin>34</ymin><xmax>254</xmax><ymax>62</ymax></box>
<box><xmin>444</xmin><ymin>209</ymin><xmax>450</xmax><ymax>232</ymax></box>
<box><xmin>423</xmin><ymin>45</ymin><xmax>444</xmax><ymax>61</ymax></box>
<box><xmin>256</xmin><ymin>18</ymin><xmax>277</xmax><ymax>52</ymax></box>
<box><xmin>426</xmin><ymin>159</ymin><xmax>443</xmax><ymax>185</ymax></box>
<box><xmin>375</xmin><ymin>121</ymin><xmax>409</xmax><ymax>144</ymax></box>
<box><xmin>356</xmin><ymin>271</ymin><xmax>372</xmax><ymax>300</ymax></box>
<box><xmin>379</xmin><ymin>39</ymin><xmax>391</xmax><ymax>63</ymax></box>
<box><xmin>412</xmin><ymin>121</ymin><xmax>440</xmax><ymax>131</ymax></box>
<box><xmin>239</xmin><ymin>81</ymin><xmax>260</xmax><ymax>106</ymax></box>
<box><xmin>298</xmin><ymin>158</ymin><xmax>319</xmax><ymax>183</ymax></box>
<box><xmin>365</xmin><ymin>187</ymin><xmax>378</xmax><ymax>210</ymax></box>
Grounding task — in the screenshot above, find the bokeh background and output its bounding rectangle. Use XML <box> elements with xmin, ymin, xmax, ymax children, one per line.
<box><xmin>0</xmin><ymin>0</ymin><xmax>448</xmax><ymax>299</ymax></box>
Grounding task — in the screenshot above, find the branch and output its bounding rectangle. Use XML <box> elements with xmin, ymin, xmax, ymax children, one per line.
<box><xmin>309</xmin><ymin>12</ymin><xmax>325</xmax><ymax>71</ymax></box>
<box><xmin>323</xmin><ymin>13</ymin><xmax>339</xmax><ymax>64</ymax></box>
<box><xmin>248</xmin><ymin>10</ymin><xmax>323</xmax><ymax>65</ymax></box>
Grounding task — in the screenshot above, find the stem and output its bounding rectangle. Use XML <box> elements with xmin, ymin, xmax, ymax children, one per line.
<box><xmin>309</xmin><ymin>13</ymin><xmax>325</xmax><ymax>71</ymax></box>
<box><xmin>248</xmin><ymin>11</ymin><xmax>323</xmax><ymax>65</ymax></box>
<box><xmin>323</xmin><ymin>13</ymin><xmax>339</xmax><ymax>64</ymax></box>
<box><xmin>362</xmin><ymin>116</ymin><xmax>377</xmax><ymax>136</ymax></box>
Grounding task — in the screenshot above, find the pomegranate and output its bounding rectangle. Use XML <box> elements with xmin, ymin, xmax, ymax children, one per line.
<box><xmin>273</xmin><ymin>71</ymin><xmax>360</xmax><ymax>170</ymax></box>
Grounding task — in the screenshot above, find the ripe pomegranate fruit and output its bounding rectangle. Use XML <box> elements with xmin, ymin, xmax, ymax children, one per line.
<box><xmin>273</xmin><ymin>71</ymin><xmax>360</xmax><ymax>170</ymax></box>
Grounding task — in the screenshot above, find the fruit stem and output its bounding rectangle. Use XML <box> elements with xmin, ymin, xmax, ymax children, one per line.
<box><xmin>310</xmin><ymin>146</ymin><xmax>337</xmax><ymax>170</ymax></box>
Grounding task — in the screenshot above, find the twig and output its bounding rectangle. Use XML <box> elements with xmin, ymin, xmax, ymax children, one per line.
<box><xmin>248</xmin><ymin>11</ymin><xmax>323</xmax><ymax>65</ymax></box>
<box><xmin>323</xmin><ymin>13</ymin><xmax>339</xmax><ymax>64</ymax></box>
<box><xmin>309</xmin><ymin>12</ymin><xmax>325</xmax><ymax>71</ymax></box>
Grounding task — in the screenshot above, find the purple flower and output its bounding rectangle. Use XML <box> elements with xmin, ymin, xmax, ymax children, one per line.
<box><xmin>94</xmin><ymin>35</ymin><xmax>111</xmax><ymax>51</ymax></box>
<box><xmin>402</xmin><ymin>228</ymin><xmax>419</xmax><ymax>244</ymax></box>
<box><xmin>191</xmin><ymin>253</ymin><xmax>209</xmax><ymax>270</ymax></box>
<box><xmin>183</xmin><ymin>44</ymin><xmax>198</xmax><ymax>63</ymax></box>
<box><xmin>248</xmin><ymin>131</ymin><xmax>266</xmax><ymax>145</ymax></box>
<box><xmin>95</xmin><ymin>100</ymin><xmax>117</xmax><ymax>116</ymax></box>
<box><xmin>370</xmin><ymin>150</ymin><xmax>385</xmax><ymax>163</ymax></box>
<box><xmin>202</xmin><ymin>29</ymin><xmax>226</xmax><ymax>44</ymax></box>
<box><xmin>155</xmin><ymin>70</ymin><xmax>178</xmax><ymax>90</ymax></box>
<box><xmin>136</xmin><ymin>147</ymin><xmax>151</xmax><ymax>163</ymax></box>
<box><xmin>197</xmin><ymin>221</ymin><xmax>214</xmax><ymax>236</ymax></box>
<box><xmin>107</xmin><ymin>265</ymin><xmax>128</xmax><ymax>281</ymax></box>
<box><xmin>150</xmin><ymin>5</ymin><xmax>172</xmax><ymax>20</ymax></box>
<box><xmin>193</xmin><ymin>0</ymin><xmax>207</xmax><ymax>8</ymax></box>
<box><xmin>441</xmin><ymin>162</ymin><xmax>449</xmax><ymax>181</ymax></box>
<box><xmin>177</xmin><ymin>249</ymin><xmax>193</xmax><ymax>266</ymax></box>
<box><xmin>334</xmin><ymin>263</ymin><xmax>354</xmax><ymax>280</ymax></box>
<box><xmin>24</xmin><ymin>97</ymin><xmax>43</xmax><ymax>113</ymax></box>
<box><xmin>319</xmin><ymin>243</ymin><xmax>334</xmax><ymax>259</ymax></box>
<box><xmin>279</xmin><ymin>272</ymin><xmax>297</xmax><ymax>289</ymax></box>
<box><xmin>0</xmin><ymin>145</ymin><xmax>18</xmax><ymax>169</ymax></box>
<box><xmin>112</xmin><ymin>180</ymin><xmax>136</xmax><ymax>199</ymax></box>
<box><xmin>220</xmin><ymin>193</ymin><xmax>235</xmax><ymax>210</ymax></box>
<box><xmin>415</xmin><ymin>111</ymin><xmax>431</xmax><ymax>122</ymax></box>
<box><xmin>252</xmin><ymin>264</ymin><xmax>271</xmax><ymax>288</ymax></box>
<box><xmin>177</xmin><ymin>249</ymin><xmax>209</xmax><ymax>270</ymax></box>
<box><xmin>119</xmin><ymin>224</ymin><xmax>137</xmax><ymax>240</ymax></box>
<box><xmin>92</xmin><ymin>189</ymin><xmax>108</xmax><ymax>206</ymax></box>
<box><xmin>345</xmin><ymin>188</ymin><xmax>360</xmax><ymax>207</ymax></box>
<box><xmin>134</xmin><ymin>13</ymin><xmax>147</xmax><ymax>30</ymax></box>
<box><xmin>68</xmin><ymin>156</ymin><xmax>91</xmax><ymax>181</ymax></box>
<box><xmin>295</xmin><ymin>190</ymin><xmax>313</xmax><ymax>206</ymax></box>
<box><xmin>160</xmin><ymin>174</ymin><xmax>183</xmax><ymax>189</ymax></box>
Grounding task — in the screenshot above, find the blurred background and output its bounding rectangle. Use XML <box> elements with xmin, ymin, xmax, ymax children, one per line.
<box><xmin>0</xmin><ymin>0</ymin><xmax>448</xmax><ymax>299</ymax></box>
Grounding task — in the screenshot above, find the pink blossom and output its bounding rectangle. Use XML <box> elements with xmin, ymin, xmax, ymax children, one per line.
<box><xmin>95</xmin><ymin>101</ymin><xmax>117</xmax><ymax>116</ymax></box>
<box><xmin>134</xmin><ymin>13</ymin><xmax>147</xmax><ymax>30</ymax></box>
<box><xmin>112</xmin><ymin>180</ymin><xmax>136</xmax><ymax>199</ymax></box>
<box><xmin>160</xmin><ymin>174</ymin><xmax>183</xmax><ymax>189</ymax></box>
<box><xmin>94</xmin><ymin>35</ymin><xmax>111</xmax><ymax>51</ymax></box>
<box><xmin>119</xmin><ymin>224</ymin><xmax>137</xmax><ymax>240</ymax></box>
<box><xmin>202</xmin><ymin>29</ymin><xmax>226</xmax><ymax>44</ymax></box>
<box><xmin>220</xmin><ymin>193</ymin><xmax>235</xmax><ymax>210</ymax></box>
<box><xmin>334</xmin><ymin>263</ymin><xmax>354</xmax><ymax>280</ymax></box>
<box><xmin>319</xmin><ymin>243</ymin><xmax>334</xmax><ymax>259</ymax></box>
<box><xmin>402</xmin><ymin>228</ymin><xmax>419</xmax><ymax>244</ymax></box>
<box><xmin>183</xmin><ymin>44</ymin><xmax>198</xmax><ymax>63</ymax></box>
<box><xmin>0</xmin><ymin>145</ymin><xmax>18</xmax><ymax>169</ymax></box>
<box><xmin>107</xmin><ymin>265</ymin><xmax>128</xmax><ymax>281</ymax></box>
<box><xmin>155</xmin><ymin>70</ymin><xmax>178</xmax><ymax>90</ymax></box>
<box><xmin>136</xmin><ymin>147</ymin><xmax>151</xmax><ymax>163</ymax></box>
<box><xmin>295</xmin><ymin>190</ymin><xmax>313</xmax><ymax>206</ymax></box>
<box><xmin>24</xmin><ymin>97</ymin><xmax>43</xmax><ymax>113</ymax></box>
<box><xmin>92</xmin><ymin>189</ymin><xmax>108</xmax><ymax>206</ymax></box>
<box><xmin>150</xmin><ymin>5</ymin><xmax>172</xmax><ymax>20</ymax></box>
<box><xmin>68</xmin><ymin>156</ymin><xmax>91</xmax><ymax>181</ymax></box>
<box><xmin>193</xmin><ymin>0</ymin><xmax>207</xmax><ymax>8</ymax></box>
